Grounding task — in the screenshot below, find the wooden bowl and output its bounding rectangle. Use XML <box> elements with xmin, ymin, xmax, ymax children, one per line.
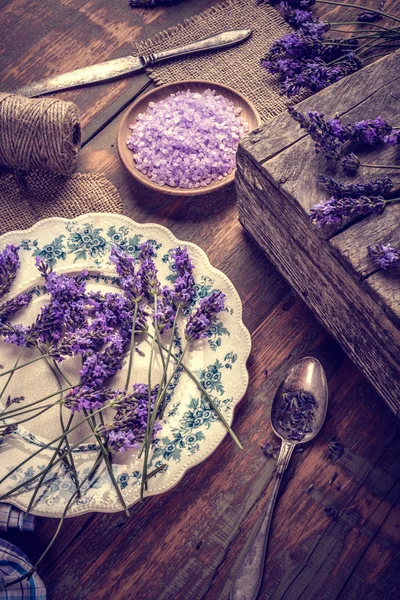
<box><xmin>117</xmin><ymin>80</ymin><xmax>262</xmax><ymax>196</ymax></box>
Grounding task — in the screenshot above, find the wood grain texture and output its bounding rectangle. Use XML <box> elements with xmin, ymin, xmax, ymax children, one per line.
<box><xmin>237</xmin><ymin>49</ymin><xmax>400</xmax><ymax>414</ymax></box>
<box><xmin>2</xmin><ymin>1</ymin><xmax>400</xmax><ymax>599</ymax></box>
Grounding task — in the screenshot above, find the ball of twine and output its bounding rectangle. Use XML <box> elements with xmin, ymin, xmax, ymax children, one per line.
<box><xmin>0</xmin><ymin>92</ymin><xmax>81</xmax><ymax>175</ymax></box>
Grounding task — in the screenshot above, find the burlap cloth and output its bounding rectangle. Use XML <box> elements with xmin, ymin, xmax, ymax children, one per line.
<box><xmin>0</xmin><ymin>169</ymin><xmax>122</xmax><ymax>236</ymax></box>
<box><xmin>0</xmin><ymin>92</ymin><xmax>122</xmax><ymax>236</ymax></box>
<box><xmin>136</xmin><ymin>0</ymin><xmax>292</xmax><ymax>123</ymax></box>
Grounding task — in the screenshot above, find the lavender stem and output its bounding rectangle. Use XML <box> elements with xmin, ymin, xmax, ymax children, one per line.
<box><xmin>124</xmin><ymin>300</ymin><xmax>139</xmax><ymax>391</ymax></box>
<box><xmin>316</xmin><ymin>1</ymin><xmax>400</xmax><ymax>24</ymax></box>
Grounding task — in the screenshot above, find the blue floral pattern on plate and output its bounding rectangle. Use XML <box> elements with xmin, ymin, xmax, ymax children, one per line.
<box><xmin>0</xmin><ymin>214</ymin><xmax>251</xmax><ymax>517</ymax></box>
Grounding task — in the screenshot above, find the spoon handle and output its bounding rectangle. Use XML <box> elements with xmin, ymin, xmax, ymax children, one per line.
<box><xmin>230</xmin><ymin>440</ymin><xmax>295</xmax><ymax>600</ymax></box>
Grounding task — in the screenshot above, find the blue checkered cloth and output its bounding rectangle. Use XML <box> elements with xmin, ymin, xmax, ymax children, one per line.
<box><xmin>0</xmin><ymin>506</ymin><xmax>35</xmax><ymax>534</ymax></box>
<box><xmin>0</xmin><ymin>539</ymin><xmax>46</xmax><ymax>599</ymax></box>
<box><xmin>0</xmin><ymin>505</ymin><xmax>45</xmax><ymax>599</ymax></box>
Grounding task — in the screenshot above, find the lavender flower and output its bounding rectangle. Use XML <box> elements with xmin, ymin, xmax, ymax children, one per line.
<box><xmin>0</xmin><ymin>245</ymin><xmax>20</xmax><ymax>299</ymax></box>
<box><xmin>349</xmin><ymin>116</ymin><xmax>392</xmax><ymax>146</ymax></box>
<box><xmin>170</xmin><ymin>246</ymin><xmax>196</xmax><ymax>308</ymax></box>
<box><xmin>0</xmin><ymin>323</ymin><xmax>30</xmax><ymax>346</ymax></box>
<box><xmin>154</xmin><ymin>286</ymin><xmax>176</xmax><ymax>333</ymax></box>
<box><xmin>80</xmin><ymin>333</ymin><xmax>129</xmax><ymax>389</ymax></box>
<box><xmin>64</xmin><ymin>386</ymin><xmax>117</xmax><ymax>413</ymax></box>
<box><xmin>384</xmin><ymin>130</ymin><xmax>400</xmax><ymax>146</ymax></box>
<box><xmin>368</xmin><ymin>244</ymin><xmax>400</xmax><ymax>270</ymax></box>
<box><xmin>342</xmin><ymin>152</ymin><xmax>361</xmax><ymax>173</ymax></box>
<box><xmin>288</xmin><ymin>107</ymin><xmax>347</xmax><ymax>159</ymax></box>
<box><xmin>0</xmin><ymin>292</ymin><xmax>32</xmax><ymax>322</ymax></box>
<box><xmin>139</xmin><ymin>241</ymin><xmax>155</xmax><ymax>261</ymax></box>
<box><xmin>309</xmin><ymin>195</ymin><xmax>386</xmax><ymax>228</ymax></box>
<box><xmin>5</xmin><ymin>395</ymin><xmax>24</xmax><ymax>408</ymax></box>
<box><xmin>98</xmin><ymin>383</ymin><xmax>160</xmax><ymax>452</ymax></box>
<box><xmin>317</xmin><ymin>175</ymin><xmax>394</xmax><ymax>199</ymax></box>
<box><xmin>110</xmin><ymin>246</ymin><xmax>143</xmax><ymax>301</ymax></box>
<box><xmin>185</xmin><ymin>291</ymin><xmax>226</xmax><ymax>341</ymax></box>
<box><xmin>357</xmin><ymin>11</ymin><xmax>381</xmax><ymax>22</ymax></box>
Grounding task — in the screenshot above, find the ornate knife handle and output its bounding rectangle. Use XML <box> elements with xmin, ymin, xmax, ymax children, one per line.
<box><xmin>144</xmin><ymin>29</ymin><xmax>252</xmax><ymax>66</ymax></box>
<box><xmin>230</xmin><ymin>441</ymin><xmax>295</xmax><ymax>600</ymax></box>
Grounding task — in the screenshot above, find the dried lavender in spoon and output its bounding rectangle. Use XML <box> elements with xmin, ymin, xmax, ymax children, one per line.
<box><xmin>276</xmin><ymin>389</ymin><xmax>316</xmax><ymax>441</ymax></box>
<box><xmin>126</xmin><ymin>89</ymin><xmax>249</xmax><ymax>189</ymax></box>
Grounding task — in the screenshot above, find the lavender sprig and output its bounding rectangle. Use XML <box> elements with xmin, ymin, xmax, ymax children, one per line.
<box><xmin>185</xmin><ymin>291</ymin><xmax>226</xmax><ymax>341</ymax></box>
<box><xmin>0</xmin><ymin>245</ymin><xmax>20</xmax><ymax>299</ymax></box>
<box><xmin>317</xmin><ymin>175</ymin><xmax>394</xmax><ymax>198</ymax></box>
<box><xmin>368</xmin><ymin>243</ymin><xmax>400</xmax><ymax>270</ymax></box>
<box><xmin>309</xmin><ymin>194</ymin><xmax>386</xmax><ymax>228</ymax></box>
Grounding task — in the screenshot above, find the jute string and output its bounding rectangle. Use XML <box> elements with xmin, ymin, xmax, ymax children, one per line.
<box><xmin>0</xmin><ymin>93</ymin><xmax>81</xmax><ymax>175</ymax></box>
<box><xmin>0</xmin><ymin>94</ymin><xmax>122</xmax><ymax>235</ymax></box>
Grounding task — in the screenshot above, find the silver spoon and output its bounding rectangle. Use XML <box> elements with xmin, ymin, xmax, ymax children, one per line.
<box><xmin>230</xmin><ymin>357</ymin><xmax>328</xmax><ymax>600</ymax></box>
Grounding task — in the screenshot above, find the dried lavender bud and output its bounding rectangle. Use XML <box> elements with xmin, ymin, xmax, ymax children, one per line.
<box><xmin>357</xmin><ymin>11</ymin><xmax>381</xmax><ymax>22</ymax></box>
<box><xmin>384</xmin><ymin>130</ymin><xmax>400</xmax><ymax>146</ymax></box>
<box><xmin>336</xmin><ymin>482</ymin><xmax>341</xmax><ymax>491</ymax></box>
<box><xmin>329</xmin><ymin>471</ymin><xmax>338</xmax><ymax>485</ymax></box>
<box><xmin>170</xmin><ymin>246</ymin><xmax>196</xmax><ymax>309</ymax></box>
<box><xmin>368</xmin><ymin>244</ymin><xmax>400</xmax><ymax>271</ymax></box>
<box><xmin>324</xmin><ymin>504</ymin><xmax>338</xmax><ymax>520</ymax></box>
<box><xmin>317</xmin><ymin>174</ymin><xmax>394</xmax><ymax>199</ymax></box>
<box><xmin>320</xmin><ymin>38</ymin><xmax>358</xmax><ymax>63</ymax></box>
<box><xmin>276</xmin><ymin>389</ymin><xmax>315</xmax><ymax>441</ymax></box>
<box><xmin>327</xmin><ymin>438</ymin><xmax>344</xmax><ymax>461</ymax></box>
<box><xmin>185</xmin><ymin>291</ymin><xmax>226</xmax><ymax>341</ymax></box>
<box><xmin>0</xmin><ymin>245</ymin><xmax>20</xmax><ymax>299</ymax></box>
<box><xmin>0</xmin><ymin>423</ymin><xmax>18</xmax><ymax>437</ymax></box>
<box><xmin>307</xmin><ymin>483</ymin><xmax>314</xmax><ymax>493</ymax></box>
<box><xmin>309</xmin><ymin>195</ymin><xmax>385</xmax><ymax>229</ymax></box>
<box><xmin>349</xmin><ymin>116</ymin><xmax>392</xmax><ymax>146</ymax></box>
<box><xmin>342</xmin><ymin>152</ymin><xmax>360</xmax><ymax>173</ymax></box>
<box><xmin>0</xmin><ymin>292</ymin><xmax>32</xmax><ymax>323</ymax></box>
<box><xmin>288</xmin><ymin>107</ymin><xmax>346</xmax><ymax>159</ymax></box>
<box><xmin>261</xmin><ymin>442</ymin><xmax>280</xmax><ymax>459</ymax></box>
<box><xmin>5</xmin><ymin>395</ymin><xmax>24</xmax><ymax>408</ymax></box>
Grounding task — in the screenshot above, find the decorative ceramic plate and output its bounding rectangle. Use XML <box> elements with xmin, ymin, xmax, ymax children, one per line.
<box><xmin>0</xmin><ymin>214</ymin><xmax>251</xmax><ymax>518</ymax></box>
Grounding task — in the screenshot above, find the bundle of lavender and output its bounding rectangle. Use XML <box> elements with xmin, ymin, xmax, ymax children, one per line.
<box><xmin>260</xmin><ymin>0</ymin><xmax>400</xmax><ymax>97</ymax></box>
<box><xmin>287</xmin><ymin>107</ymin><xmax>400</xmax><ymax>271</ymax></box>
<box><xmin>0</xmin><ymin>241</ymin><xmax>241</xmax><ymax>585</ymax></box>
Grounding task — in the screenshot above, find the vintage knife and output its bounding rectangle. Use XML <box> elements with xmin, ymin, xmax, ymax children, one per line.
<box><xmin>12</xmin><ymin>29</ymin><xmax>252</xmax><ymax>98</ymax></box>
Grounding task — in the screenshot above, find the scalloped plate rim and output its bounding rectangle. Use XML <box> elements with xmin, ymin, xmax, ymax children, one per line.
<box><xmin>0</xmin><ymin>213</ymin><xmax>251</xmax><ymax>518</ymax></box>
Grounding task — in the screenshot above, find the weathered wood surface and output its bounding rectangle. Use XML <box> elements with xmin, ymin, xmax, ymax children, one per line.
<box><xmin>238</xmin><ymin>49</ymin><xmax>400</xmax><ymax>415</ymax></box>
<box><xmin>2</xmin><ymin>1</ymin><xmax>400</xmax><ymax>599</ymax></box>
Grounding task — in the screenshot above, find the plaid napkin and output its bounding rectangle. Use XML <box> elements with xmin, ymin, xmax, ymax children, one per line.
<box><xmin>0</xmin><ymin>539</ymin><xmax>46</xmax><ymax>599</ymax></box>
<box><xmin>0</xmin><ymin>505</ymin><xmax>45</xmax><ymax>599</ymax></box>
<box><xmin>0</xmin><ymin>506</ymin><xmax>35</xmax><ymax>534</ymax></box>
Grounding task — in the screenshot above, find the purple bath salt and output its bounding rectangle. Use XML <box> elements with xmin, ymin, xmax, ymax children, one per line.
<box><xmin>126</xmin><ymin>88</ymin><xmax>249</xmax><ymax>189</ymax></box>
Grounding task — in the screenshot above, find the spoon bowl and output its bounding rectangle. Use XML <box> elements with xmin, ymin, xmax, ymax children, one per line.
<box><xmin>271</xmin><ymin>356</ymin><xmax>328</xmax><ymax>444</ymax></box>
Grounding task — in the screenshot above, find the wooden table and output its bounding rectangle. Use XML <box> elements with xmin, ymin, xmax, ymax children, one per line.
<box><xmin>1</xmin><ymin>2</ymin><xmax>400</xmax><ymax>599</ymax></box>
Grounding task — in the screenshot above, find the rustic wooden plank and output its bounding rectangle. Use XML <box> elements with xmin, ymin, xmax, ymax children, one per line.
<box><xmin>0</xmin><ymin>0</ymin><xmax>216</xmax><ymax>132</ymax></box>
<box><xmin>241</xmin><ymin>49</ymin><xmax>400</xmax><ymax>166</ymax></box>
<box><xmin>236</xmin><ymin>150</ymin><xmax>400</xmax><ymax>415</ymax></box>
<box><xmin>248</xmin><ymin>59</ymin><xmax>400</xmax><ymax>238</ymax></box>
<box><xmin>330</xmin><ymin>204</ymin><xmax>400</xmax><ymax>279</ymax></box>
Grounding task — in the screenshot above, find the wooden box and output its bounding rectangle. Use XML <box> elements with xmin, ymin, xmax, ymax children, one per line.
<box><xmin>236</xmin><ymin>50</ymin><xmax>400</xmax><ymax>416</ymax></box>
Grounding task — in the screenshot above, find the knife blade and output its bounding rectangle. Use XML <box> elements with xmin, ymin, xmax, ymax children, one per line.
<box><xmin>12</xmin><ymin>29</ymin><xmax>252</xmax><ymax>98</ymax></box>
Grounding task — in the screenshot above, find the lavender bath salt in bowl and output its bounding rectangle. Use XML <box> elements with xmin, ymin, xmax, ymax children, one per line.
<box><xmin>117</xmin><ymin>81</ymin><xmax>262</xmax><ymax>196</ymax></box>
